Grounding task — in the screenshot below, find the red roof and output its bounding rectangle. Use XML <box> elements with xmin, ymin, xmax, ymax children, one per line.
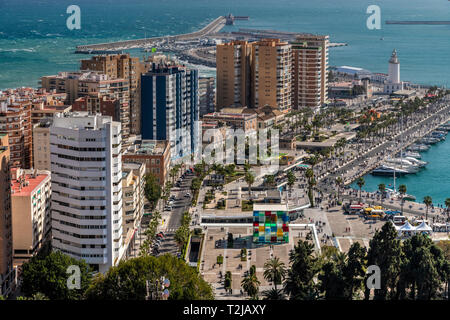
<box><xmin>11</xmin><ymin>173</ymin><xmax>49</xmax><ymax>196</ymax></box>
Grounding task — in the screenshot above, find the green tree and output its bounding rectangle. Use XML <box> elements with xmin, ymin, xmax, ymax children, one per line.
<box><xmin>284</xmin><ymin>240</ymin><xmax>319</xmax><ymax>300</ymax></box>
<box><xmin>287</xmin><ymin>171</ymin><xmax>296</xmax><ymax>192</ymax></box>
<box><xmin>423</xmin><ymin>196</ymin><xmax>432</xmax><ymax>221</ymax></box>
<box><xmin>263</xmin><ymin>257</ymin><xmax>287</xmax><ymax>291</ymax></box>
<box><xmin>144</xmin><ymin>173</ymin><xmax>162</xmax><ymax>209</ymax></box>
<box><xmin>335</xmin><ymin>176</ymin><xmax>344</xmax><ymax>203</ymax></box>
<box><xmin>445</xmin><ymin>198</ymin><xmax>450</xmax><ymax>224</ymax></box>
<box><xmin>20</xmin><ymin>250</ymin><xmax>92</xmax><ymax>300</ymax></box>
<box><xmin>85</xmin><ymin>255</ymin><xmax>213</xmax><ymax>300</ymax></box>
<box><xmin>356</xmin><ymin>177</ymin><xmax>365</xmax><ymax>203</ymax></box>
<box><xmin>399</xmin><ymin>234</ymin><xmax>449</xmax><ymax>300</ymax></box>
<box><xmin>342</xmin><ymin>242</ymin><xmax>367</xmax><ymax>299</ymax></box>
<box><xmin>378</xmin><ymin>183</ymin><xmax>386</xmax><ymax>198</ymax></box>
<box><xmin>262</xmin><ymin>288</ymin><xmax>286</xmax><ymax>300</ymax></box>
<box><xmin>241</xmin><ymin>272</ymin><xmax>260</xmax><ymax>300</ymax></box>
<box><xmin>224</xmin><ymin>271</ymin><xmax>232</xmax><ymax>294</ymax></box>
<box><xmin>398</xmin><ymin>184</ymin><xmax>407</xmax><ymax>215</ymax></box>
<box><xmin>244</xmin><ymin>172</ymin><xmax>255</xmax><ymax>199</ymax></box>
<box><xmin>364</xmin><ymin>222</ymin><xmax>403</xmax><ymax>300</ymax></box>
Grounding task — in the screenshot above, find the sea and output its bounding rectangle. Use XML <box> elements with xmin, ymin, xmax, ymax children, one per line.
<box><xmin>0</xmin><ymin>0</ymin><xmax>449</xmax><ymax>203</ymax></box>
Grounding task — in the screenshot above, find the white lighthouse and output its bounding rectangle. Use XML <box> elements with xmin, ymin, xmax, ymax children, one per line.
<box><xmin>384</xmin><ymin>49</ymin><xmax>404</xmax><ymax>94</ymax></box>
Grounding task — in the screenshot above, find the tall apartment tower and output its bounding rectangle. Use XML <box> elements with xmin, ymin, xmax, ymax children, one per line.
<box><xmin>50</xmin><ymin>113</ymin><xmax>124</xmax><ymax>273</ymax></box>
<box><xmin>291</xmin><ymin>41</ymin><xmax>323</xmax><ymax>111</ymax></box>
<box><xmin>216</xmin><ymin>40</ymin><xmax>252</xmax><ymax>109</ymax></box>
<box><xmin>198</xmin><ymin>77</ymin><xmax>216</xmax><ymax>116</ymax></box>
<box><xmin>0</xmin><ymin>134</ymin><xmax>13</xmax><ymax>297</ymax></box>
<box><xmin>81</xmin><ymin>54</ymin><xmax>147</xmax><ymax>135</ymax></box>
<box><xmin>0</xmin><ymin>102</ymin><xmax>33</xmax><ymax>169</ymax></box>
<box><xmin>141</xmin><ymin>64</ymin><xmax>199</xmax><ymax>162</ymax></box>
<box><xmin>252</xmin><ymin>39</ymin><xmax>292</xmax><ymax>111</ymax></box>
<box><xmin>293</xmin><ymin>34</ymin><xmax>329</xmax><ymax>106</ymax></box>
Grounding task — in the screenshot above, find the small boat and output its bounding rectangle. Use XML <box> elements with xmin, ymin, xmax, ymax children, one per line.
<box><xmin>403</xmin><ymin>151</ymin><xmax>421</xmax><ymax>159</ymax></box>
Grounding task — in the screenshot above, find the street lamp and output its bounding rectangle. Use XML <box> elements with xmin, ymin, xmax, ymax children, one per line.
<box><xmin>146</xmin><ymin>276</ymin><xmax>170</xmax><ymax>300</ymax></box>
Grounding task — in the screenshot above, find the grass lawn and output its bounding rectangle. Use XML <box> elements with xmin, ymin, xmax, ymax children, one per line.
<box><xmin>241</xmin><ymin>200</ymin><xmax>253</xmax><ymax>212</ymax></box>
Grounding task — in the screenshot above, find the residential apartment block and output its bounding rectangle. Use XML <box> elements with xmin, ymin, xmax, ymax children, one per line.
<box><xmin>141</xmin><ymin>64</ymin><xmax>199</xmax><ymax>162</ymax></box>
<box><xmin>199</xmin><ymin>77</ymin><xmax>216</xmax><ymax>116</ymax></box>
<box><xmin>252</xmin><ymin>39</ymin><xmax>292</xmax><ymax>111</ymax></box>
<box><xmin>0</xmin><ymin>102</ymin><xmax>33</xmax><ymax>169</ymax></box>
<box><xmin>216</xmin><ymin>40</ymin><xmax>252</xmax><ymax>109</ymax></box>
<box><xmin>33</xmin><ymin>118</ymin><xmax>52</xmax><ymax>171</ymax></box>
<box><xmin>122</xmin><ymin>139</ymin><xmax>170</xmax><ymax>185</ymax></box>
<box><xmin>11</xmin><ymin>168</ymin><xmax>51</xmax><ymax>267</ymax></box>
<box><xmin>0</xmin><ymin>134</ymin><xmax>14</xmax><ymax>297</ymax></box>
<box><xmin>121</xmin><ymin>162</ymin><xmax>145</xmax><ymax>259</ymax></box>
<box><xmin>80</xmin><ymin>54</ymin><xmax>148</xmax><ymax>135</ymax></box>
<box><xmin>50</xmin><ymin>113</ymin><xmax>124</xmax><ymax>273</ymax></box>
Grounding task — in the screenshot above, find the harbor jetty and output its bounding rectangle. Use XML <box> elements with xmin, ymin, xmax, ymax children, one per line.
<box><xmin>75</xmin><ymin>16</ymin><xmax>228</xmax><ymax>53</ymax></box>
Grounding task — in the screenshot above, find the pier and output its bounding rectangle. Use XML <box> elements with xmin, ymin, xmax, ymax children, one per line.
<box><xmin>75</xmin><ymin>16</ymin><xmax>228</xmax><ymax>53</ymax></box>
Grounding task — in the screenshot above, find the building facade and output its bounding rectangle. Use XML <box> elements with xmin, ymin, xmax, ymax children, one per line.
<box><xmin>121</xmin><ymin>162</ymin><xmax>145</xmax><ymax>259</ymax></box>
<box><xmin>293</xmin><ymin>34</ymin><xmax>329</xmax><ymax>106</ymax></box>
<box><xmin>291</xmin><ymin>41</ymin><xmax>323</xmax><ymax>111</ymax></box>
<box><xmin>0</xmin><ymin>134</ymin><xmax>14</xmax><ymax>297</ymax></box>
<box><xmin>122</xmin><ymin>139</ymin><xmax>170</xmax><ymax>185</ymax></box>
<box><xmin>11</xmin><ymin>168</ymin><xmax>51</xmax><ymax>267</ymax></box>
<box><xmin>252</xmin><ymin>39</ymin><xmax>292</xmax><ymax>111</ymax></box>
<box><xmin>216</xmin><ymin>40</ymin><xmax>252</xmax><ymax>109</ymax></box>
<box><xmin>50</xmin><ymin>113</ymin><xmax>124</xmax><ymax>273</ymax></box>
<box><xmin>33</xmin><ymin>118</ymin><xmax>52</xmax><ymax>171</ymax></box>
<box><xmin>199</xmin><ymin>77</ymin><xmax>216</xmax><ymax>116</ymax></box>
<box><xmin>141</xmin><ymin>64</ymin><xmax>199</xmax><ymax>162</ymax></box>
<box><xmin>80</xmin><ymin>54</ymin><xmax>148</xmax><ymax>135</ymax></box>
<box><xmin>0</xmin><ymin>102</ymin><xmax>33</xmax><ymax>169</ymax></box>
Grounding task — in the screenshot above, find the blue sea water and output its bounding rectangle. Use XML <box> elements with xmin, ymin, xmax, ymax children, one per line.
<box><xmin>0</xmin><ymin>0</ymin><xmax>450</xmax><ymax>89</ymax></box>
<box><xmin>0</xmin><ymin>0</ymin><xmax>449</xmax><ymax>202</ymax></box>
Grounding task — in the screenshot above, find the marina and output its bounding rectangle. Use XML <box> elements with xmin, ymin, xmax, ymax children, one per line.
<box><xmin>353</xmin><ymin>121</ymin><xmax>450</xmax><ymax>206</ymax></box>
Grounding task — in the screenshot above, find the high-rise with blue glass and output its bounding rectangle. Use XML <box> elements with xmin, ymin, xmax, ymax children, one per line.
<box><xmin>141</xmin><ymin>63</ymin><xmax>199</xmax><ymax>162</ymax></box>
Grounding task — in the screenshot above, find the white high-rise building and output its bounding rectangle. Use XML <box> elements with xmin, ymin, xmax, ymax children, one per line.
<box><xmin>384</xmin><ymin>49</ymin><xmax>404</xmax><ymax>94</ymax></box>
<box><xmin>50</xmin><ymin>112</ymin><xmax>124</xmax><ymax>273</ymax></box>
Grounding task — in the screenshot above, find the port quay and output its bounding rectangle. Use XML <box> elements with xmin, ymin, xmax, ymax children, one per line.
<box><xmin>75</xmin><ymin>15</ymin><xmax>347</xmax><ymax>54</ymax></box>
<box><xmin>317</xmin><ymin>95</ymin><xmax>450</xmax><ymax>216</ymax></box>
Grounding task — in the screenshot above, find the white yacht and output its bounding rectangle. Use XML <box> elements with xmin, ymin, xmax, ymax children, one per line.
<box><xmin>404</xmin><ymin>156</ymin><xmax>427</xmax><ymax>167</ymax></box>
<box><xmin>403</xmin><ymin>151</ymin><xmax>421</xmax><ymax>159</ymax></box>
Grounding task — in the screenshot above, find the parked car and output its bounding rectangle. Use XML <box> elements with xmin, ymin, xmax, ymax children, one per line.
<box><xmin>185</xmin><ymin>192</ymin><xmax>191</xmax><ymax>197</ymax></box>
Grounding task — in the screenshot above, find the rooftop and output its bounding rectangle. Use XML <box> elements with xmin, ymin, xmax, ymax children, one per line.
<box><xmin>11</xmin><ymin>169</ymin><xmax>50</xmax><ymax>197</ymax></box>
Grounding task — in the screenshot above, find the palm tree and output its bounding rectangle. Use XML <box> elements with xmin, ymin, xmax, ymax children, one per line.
<box><xmin>398</xmin><ymin>184</ymin><xmax>407</xmax><ymax>215</ymax></box>
<box><xmin>264</xmin><ymin>174</ymin><xmax>275</xmax><ymax>187</ymax></box>
<box><xmin>262</xmin><ymin>288</ymin><xmax>285</xmax><ymax>300</ymax></box>
<box><xmin>241</xmin><ymin>272</ymin><xmax>260</xmax><ymax>299</ymax></box>
<box><xmin>263</xmin><ymin>257</ymin><xmax>287</xmax><ymax>291</ymax></box>
<box><xmin>356</xmin><ymin>177</ymin><xmax>365</xmax><ymax>203</ymax></box>
<box><xmin>445</xmin><ymin>198</ymin><xmax>450</xmax><ymax>224</ymax></box>
<box><xmin>287</xmin><ymin>171</ymin><xmax>296</xmax><ymax>192</ymax></box>
<box><xmin>335</xmin><ymin>176</ymin><xmax>344</xmax><ymax>203</ymax></box>
<box><xmin>245</xmin><ymin>172</ymin><xmax>255</xmax><ymax>200</ymax></box>
<box><xmin>378</xmin><ymin>183</ymin><xmax>386</xmax><ymax>199</ymax></box>
<box><xmin>305</xmin><ymin>168</ymin><xmax>315</xmax><ymax>207</ymax></box>
<box><xmin>423</xmin><ymin>196</ymin><xmax>432</xmax><ymax>221</ymax></box>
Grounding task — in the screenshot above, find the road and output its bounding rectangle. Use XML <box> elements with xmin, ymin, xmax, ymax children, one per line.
<box><xmin>156</xmin><ymin>173</ymin><xmax>195</xmax><ymax>256</ymax></box>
